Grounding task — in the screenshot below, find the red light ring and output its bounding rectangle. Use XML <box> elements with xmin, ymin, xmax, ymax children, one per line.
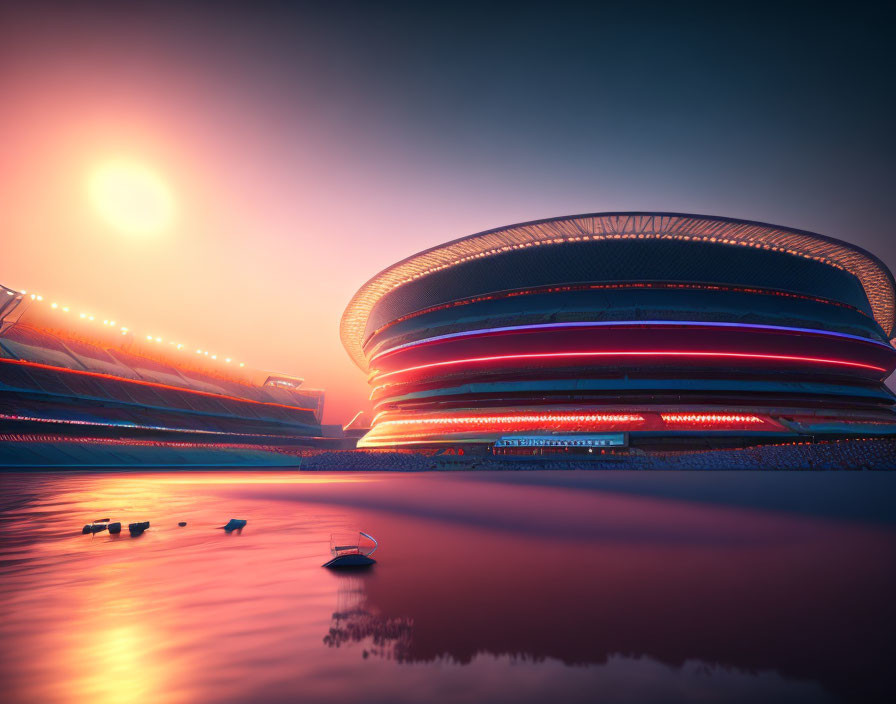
<box><xmin>373</xmin><ymin>351</ymin><xmax>888</xmax><ymax>381</ymax></box>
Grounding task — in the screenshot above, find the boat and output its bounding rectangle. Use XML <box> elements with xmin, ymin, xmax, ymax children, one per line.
<box><xmin>323</xmin><ymin>531</ymin><xmax>378</xmax><ymax>568</ymax></box>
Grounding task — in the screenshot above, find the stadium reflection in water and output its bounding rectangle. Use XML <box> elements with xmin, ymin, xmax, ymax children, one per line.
<box><xmin>2</xmin><ymin>471</ymin><xmax>895</xmax><ymax>703</ymax></box>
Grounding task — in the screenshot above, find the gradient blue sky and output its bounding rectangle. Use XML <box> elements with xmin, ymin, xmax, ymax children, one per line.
<box><xmin>2</xmin><ymin>1</ymin><xmax>894</xmax><ymax>421</ymax></box>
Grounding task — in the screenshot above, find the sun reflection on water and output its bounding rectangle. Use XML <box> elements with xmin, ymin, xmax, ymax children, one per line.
<box><xmin>2</xmin><ymin>471</ymin><xmax>895</xmax><ymax>704</ymax></box>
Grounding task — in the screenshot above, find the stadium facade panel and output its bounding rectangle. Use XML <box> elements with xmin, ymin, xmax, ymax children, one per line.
<box><xmin>340</xmin><ymin>212</ymin><xmax>896</xmax><ymax>449</ymax></box>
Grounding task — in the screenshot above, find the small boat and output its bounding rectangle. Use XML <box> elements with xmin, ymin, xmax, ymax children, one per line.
<box><xmin>220</xmin><ymin>518</ymin><xmax>247</xmax><ymax>532</ymax></box>
<box><xmin>323</xmin><ymin>531</ymin><xmax>378</xmax><ymax>568</ymax></box>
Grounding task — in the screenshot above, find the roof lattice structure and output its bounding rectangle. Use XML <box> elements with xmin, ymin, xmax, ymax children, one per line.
<box><xmin>340</xmin><ymin>213</ymin><xmax>896</xmax><ymax>369</ymax></box>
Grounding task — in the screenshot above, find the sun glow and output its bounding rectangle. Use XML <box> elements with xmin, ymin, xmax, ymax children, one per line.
<box><xmin>88</xmin><ymin>161</ymin><xmax>175</xmax><ymax>235</ymax></box>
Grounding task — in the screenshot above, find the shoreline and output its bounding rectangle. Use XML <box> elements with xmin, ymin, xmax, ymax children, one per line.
<box><xmin>2</xmin><ymin>436</ymin><xmax>896</xmax><ymax>471</ymax></box>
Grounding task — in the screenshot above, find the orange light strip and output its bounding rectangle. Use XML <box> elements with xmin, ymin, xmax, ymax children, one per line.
<box><xmin>0</xmin><ymin>357</ymin><xmax>315</xmax><ymax>413</ymax></box>
<box><xmin>374</xmin><ymin>413</ymin><xmax>645</xmax><ymax>428</ymax></box>
<box><xmin>373</xmin><ymin>350</ymin><xmax>888</xmax><ymax>380</ymax></box>
<box><xmin>661</xmin><ymin>413</ymin><xmax>762</xmax><ymax>424</ymax></box>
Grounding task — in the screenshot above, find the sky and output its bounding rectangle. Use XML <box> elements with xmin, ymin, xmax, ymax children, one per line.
<box><xmin>1</xmin><ymin>1</ymin><xmax>894</xmax><ymax>423</ymax></box>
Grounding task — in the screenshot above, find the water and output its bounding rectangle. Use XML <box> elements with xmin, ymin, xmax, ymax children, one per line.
<box><xmin>2</xmin><ymin>470</ymin><xmax>895</xmax><ymax>704</ymax></box>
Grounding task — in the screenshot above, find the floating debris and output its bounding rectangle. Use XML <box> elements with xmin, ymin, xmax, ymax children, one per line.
<box><xmin>178</xmin><ymin>521</ymin><xmax>187</xmax><ymax>527</ymax></box>
<box><xmin>129</xmin><ymin>521</ymin><xmax>150</xmax><ymax>536</ymax></box>
<box><xmin>108</xmin><ymin>522</ymin><xmax>121</xmax><ymax>534</ymax></box>
<box><xmin>220</xmin><ymin>519</ymin><xmax>247</xmax><ymax>532</ymax></box>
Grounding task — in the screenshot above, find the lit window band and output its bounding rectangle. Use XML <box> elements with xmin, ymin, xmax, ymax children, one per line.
<box><xmin>374</xmin><ymin>413</ymin><xmax>645</xmax><ymax>428</ymax></box>
<box><xmin>661</xmin><ymin>414</ymin><xmax>762</xmax><ymax>424</ymax></box>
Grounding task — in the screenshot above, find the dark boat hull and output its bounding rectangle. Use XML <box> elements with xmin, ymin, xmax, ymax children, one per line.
<box><xmin>323</xmin><ymin>554</ymin><xmax>376</xmax><ymax>568</ymax></box>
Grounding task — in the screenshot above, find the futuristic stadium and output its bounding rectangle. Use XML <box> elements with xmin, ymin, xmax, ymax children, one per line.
<box><xmin>0</xmin><ymin>284</ymin><xmax>342</xmax><ymax>467</ymax></box>
<box><xmin>341</xmin><ymin>212</ymin><xmax>896</xmax><ymax>460</ymax></box>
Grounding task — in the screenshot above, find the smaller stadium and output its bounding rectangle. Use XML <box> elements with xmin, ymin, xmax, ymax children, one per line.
<box><xmin>0</xmin><ymin>283</ymin><xmax>345</xmax><ymax>467</ymax></box>
<box><xmin>340</xmin><ymin>212</ymin><xmax>896</xmax><ymax>467</ymax></box>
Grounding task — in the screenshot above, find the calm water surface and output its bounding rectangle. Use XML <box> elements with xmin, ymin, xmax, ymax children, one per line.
<box><xmin>2</xmin><ymin>470</ymin><xmax>895</xmax><ymax>704</ymax></box>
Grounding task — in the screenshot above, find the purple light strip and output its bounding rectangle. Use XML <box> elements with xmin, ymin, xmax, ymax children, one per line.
<box><xmin>369</xmin><ymin>320</ymin><xmax>893</xmax><ymax>362</ymax></box>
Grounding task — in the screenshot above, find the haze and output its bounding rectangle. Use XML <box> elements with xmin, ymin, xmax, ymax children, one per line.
<box><xmin>2</xmin><ymin>2</ymin><xmax>893</xmax><ymax>423</ymax></box>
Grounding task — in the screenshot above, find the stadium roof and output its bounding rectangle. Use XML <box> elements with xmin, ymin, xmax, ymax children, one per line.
<box><xmin>340</xmin><ymin>213</ymin><xmax>896</xmax><ymax>369</ymax></box>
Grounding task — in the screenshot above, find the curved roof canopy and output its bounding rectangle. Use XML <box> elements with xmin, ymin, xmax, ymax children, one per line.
<box><xmin>340</xmin><ymin>213</ymin><xmax>896</xmax><ymax>369</ymax></box>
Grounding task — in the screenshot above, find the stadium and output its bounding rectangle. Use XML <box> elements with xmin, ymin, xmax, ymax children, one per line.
<box><xmin>341</xmin><ymin>212</ymin><xmax>896</xmax><ymax>461</ymax></box>
<box><xmin>0</xmin><ymin>284</ymin><xmax>343</xmax><ymax>467</ymax></box>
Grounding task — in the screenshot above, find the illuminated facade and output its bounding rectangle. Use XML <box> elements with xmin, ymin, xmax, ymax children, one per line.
<box><xmin>341</xmin><ymin>213</ymin><xmax>896</xmax><ymax>449</ymax></box>
<box><xmin>0</xmin><ymin>284</ymin><xmax>329</xmax><ymax>451</ymax></box>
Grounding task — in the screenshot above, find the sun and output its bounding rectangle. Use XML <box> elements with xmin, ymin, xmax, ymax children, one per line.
<box><xmin>88</xmin><ymin>161</ymin><xmax>175</xmax><ymax>235</ymax></box>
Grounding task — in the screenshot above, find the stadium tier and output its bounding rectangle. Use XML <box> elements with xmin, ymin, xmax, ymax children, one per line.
<box><xmin>0</xmin><ymin>285</ymin><xmax>337</xmax><ymax>461</ymax></box>
<box><xmin>341</xmin><ymin>212</ymin><xmax>896</xmax><ymax>451</ymax></box>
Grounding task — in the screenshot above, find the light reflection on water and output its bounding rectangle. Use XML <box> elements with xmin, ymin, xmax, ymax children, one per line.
<box><xmin>1</xmin><ymin>470</ymin><xmax>895</xmax><ymax>703</ymax></box>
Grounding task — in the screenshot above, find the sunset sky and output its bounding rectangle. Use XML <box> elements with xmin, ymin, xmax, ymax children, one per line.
<box><xmin>2</xmin><ymin>1</ymin><xmax>894</xmax><ymax>423</ymax></box>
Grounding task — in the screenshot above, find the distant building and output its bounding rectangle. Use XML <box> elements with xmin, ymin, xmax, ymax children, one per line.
<box><xmin>341</xmin><ymin>212</ymin><xmax>896</xmax><ymax>452</ymax></box>
<box><xmin>0</xmin><ymin>285</ymin><xmax>340</xmax><ymax>465</ymax></box>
